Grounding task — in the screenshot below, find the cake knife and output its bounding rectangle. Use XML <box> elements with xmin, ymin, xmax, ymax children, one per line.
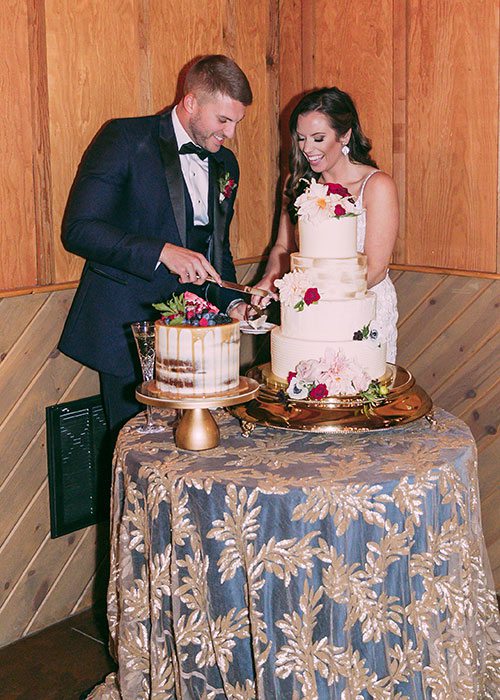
<box><xmin>206</xmin><ymin>277</ymin><xmax>272</xmax><ymax>298</ymax></box>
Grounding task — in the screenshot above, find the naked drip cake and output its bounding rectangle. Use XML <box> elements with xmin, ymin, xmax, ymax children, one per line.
<box><xmin>153</xmin><ymin>292</ymin><xmax>240</xmax><ymax>397</ymax></box>
<box><xmin>270</xmin><ymin>180</ymin><xmax>389</xmax><ymax>401</ymax></box>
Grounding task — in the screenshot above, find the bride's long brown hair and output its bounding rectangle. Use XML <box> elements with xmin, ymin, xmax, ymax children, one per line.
<box><xmin>285</xmin><ymin>87</ymin><xmax>378</xmax><ymax>218</ymax></box>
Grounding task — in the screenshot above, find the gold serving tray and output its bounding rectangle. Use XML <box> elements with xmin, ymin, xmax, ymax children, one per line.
<box><xmin>229</xmin><ymin>363</ymin><xmax>433</xmax><ymax>433</ymax></box>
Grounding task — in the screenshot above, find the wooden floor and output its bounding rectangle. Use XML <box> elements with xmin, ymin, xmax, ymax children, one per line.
<box><xmin>0</xmin><ymin>607</ymin><xmax>116</xmax><ymax>699</ymax></box>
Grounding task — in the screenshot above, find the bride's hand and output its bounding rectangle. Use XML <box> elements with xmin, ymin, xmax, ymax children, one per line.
<box><xmin>251</xmin><ymin>276</ymin><xmax>278</xmax><ymax>307</ymax></box>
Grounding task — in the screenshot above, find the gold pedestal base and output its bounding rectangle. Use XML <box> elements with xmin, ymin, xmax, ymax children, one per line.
<box><xmin>175</xmin><ymin>408</ymin><xmax>220</xmax><ymax>451</ymax></box>
<box><xmin>230</xmin><ymin>363</ymin><xmax>433</xmax><ymax>434</ymax></box>
<box><xmin>135</xmin><ymin>377</ymin><xmax>260</xmax><ymax>451</ymax></box>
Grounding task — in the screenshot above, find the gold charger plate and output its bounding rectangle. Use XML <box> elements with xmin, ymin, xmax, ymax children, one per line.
<box><xmin>229</xmin><ymin>363</ymin><xmax>433</xmax><ymax>433</ymax></box>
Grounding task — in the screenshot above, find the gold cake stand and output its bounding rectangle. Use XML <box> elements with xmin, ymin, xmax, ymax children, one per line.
<box><xmin>229</xmin><ymin>363</ymin><xmax>434</xmax><ymax>434</ymax></box>
<box><xmin>136</xmin><ymin>377</ymin><xmax>260</xmax><ymax>451</ymax></box>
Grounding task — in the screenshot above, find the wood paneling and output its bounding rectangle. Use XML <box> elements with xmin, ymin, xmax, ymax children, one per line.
<box><xmin>0</xmin><ymin>291</ymin><xmax>101</xmax><ymax>648</ymax></box>
<box><xmin>311</xmin><ymin>0</ymin><xmax>394</xmax><ymax>173</ymax></box>
<box><xmin>279</xmin><ymin>0</ymin><xmax>303</xmax><ymax>184</ymax></box>
<box><xmin>0</xmin><ymin>0</ymin><xmax>37</xmax><ymax>290</ymax></box>
<box><xmin>2</xmin><ymin>0</ymin><xmax>499</xmax><ymax>295</ymax></box>
<box><xmin>405</xmin><ymin>0</ymin><xmax>499</xmax><ymax>272</ymax></box>
<box><xmin>291</xmin><ymin>0</ymin><xmax>499</xmax><ymax>274</ymax></box>
<box><xmin>230</xmin><ymin>2</ymin><xmax>280</xmax><ymax>261</ymax></box>
<box><xmin>46</xmin><ymin>0</ymin><xmax>142</xmax><ymax>284</ymax></box>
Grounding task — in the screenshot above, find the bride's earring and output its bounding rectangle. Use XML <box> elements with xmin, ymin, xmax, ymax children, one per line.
<box><xmin>341</xmin><ymin>143</ymin><xmax>350</xmax><ymax>156</ymax></box>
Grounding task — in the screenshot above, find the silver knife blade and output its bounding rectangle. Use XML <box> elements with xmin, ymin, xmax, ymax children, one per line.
<box><xmin>207</xmin><ymin>278</ymin><xmax>271</xmax><ymax>298</ymax></box>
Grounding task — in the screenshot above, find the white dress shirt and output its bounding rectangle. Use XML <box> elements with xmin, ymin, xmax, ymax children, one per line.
<box><xmin>172</xmin><ymin>106</ymin><xmax>209</xmax><ymax>225</ymax></box>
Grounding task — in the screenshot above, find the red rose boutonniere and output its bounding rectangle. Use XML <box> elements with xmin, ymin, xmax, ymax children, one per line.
<box><xmin>218</xmin><ymin>172</ymin><xmax>237</xmax><ymax>203</ymax></box>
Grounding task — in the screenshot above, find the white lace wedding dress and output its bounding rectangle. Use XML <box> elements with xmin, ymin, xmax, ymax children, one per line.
<box><xmin>356</xmin><ymin>171</ymin><xmax>398</xmax><ymax>363</ymax></box>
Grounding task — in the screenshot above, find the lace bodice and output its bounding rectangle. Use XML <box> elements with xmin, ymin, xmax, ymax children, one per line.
<box><xmin>356</xmin><ymin>171</ymin><xmax>398</xmax><ymax>363</ymax></box>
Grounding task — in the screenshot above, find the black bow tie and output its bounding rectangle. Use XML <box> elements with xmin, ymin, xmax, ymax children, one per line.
<box><xmin>179</xmin><ymin>142</ymin><xmax>211</xmax><ymax>160</ymax></box>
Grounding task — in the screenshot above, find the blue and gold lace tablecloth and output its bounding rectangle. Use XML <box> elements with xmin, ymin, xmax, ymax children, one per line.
<box><xmin>90</xmin><ymin>408</ymin><xmax>500</xmax><ymax>700</ymax></box>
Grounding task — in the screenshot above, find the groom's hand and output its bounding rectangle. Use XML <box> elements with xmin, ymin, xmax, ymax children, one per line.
<box><xmin>160</xmin><ymin>243</ymin><xmax>221</xmax><ymax>285</ymax></box>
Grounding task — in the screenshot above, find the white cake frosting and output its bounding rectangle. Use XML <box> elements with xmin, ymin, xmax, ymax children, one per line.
<box><xmin>271</xmin><ymin>183</ymin><xmax>387</xmax><ymax>396</ymax></box>
<box><xmin>155</xmin><ymin>320</ymin><xmax>240</xmax><ymax>396</ymax></box>
<box><xmin>298</xmin><ymin>216</ymin><xmax>358</xmax><ymax>259</ymax></box>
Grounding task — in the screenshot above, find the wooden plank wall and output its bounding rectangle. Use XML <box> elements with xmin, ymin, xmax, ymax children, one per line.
<box><xmin>0</xmin><ymin>291</ymin><xmax>103</xmax><ymax>647</ymax></box>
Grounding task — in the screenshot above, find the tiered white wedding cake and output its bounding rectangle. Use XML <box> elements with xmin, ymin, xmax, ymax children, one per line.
<box><xmin>270</xmin><ymin>180</ymin><xmax>388</xmax><ymax>400</ymax></box>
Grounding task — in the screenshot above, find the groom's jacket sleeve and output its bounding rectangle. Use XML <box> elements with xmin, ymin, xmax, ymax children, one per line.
<box><xmin>61</xmin><ymin>119</ymin><xmax>170</xmax><ymax>282</ymax></box>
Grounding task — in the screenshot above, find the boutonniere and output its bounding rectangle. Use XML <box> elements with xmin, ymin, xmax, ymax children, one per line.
<box><xmin>218</xmin><ymin>171</ymin><xmax>237</xmax><ymax>203</ymax></box>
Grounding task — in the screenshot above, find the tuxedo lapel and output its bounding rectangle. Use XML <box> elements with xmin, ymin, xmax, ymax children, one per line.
<box><xmin>158</xmin><ymin>112</ymin><xmax>187</xmax><ymax>246</ymax></box>
<box><xmin>210</xmin><ymin>154</ymin><xmax>231</xmax><ymax>271</ymax></box>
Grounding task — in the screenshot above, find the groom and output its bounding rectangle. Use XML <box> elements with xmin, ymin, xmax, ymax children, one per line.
<box><xmin>58</xmin><ymin>55</ymin><xmax>252</xmax><ymax>437</ymax></box>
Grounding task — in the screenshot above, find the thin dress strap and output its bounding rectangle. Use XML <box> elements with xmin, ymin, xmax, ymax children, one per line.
<box><xmin>357</xmin><ymin>169</ymin><xmax>380</xmax><ymax>204</ymax></box>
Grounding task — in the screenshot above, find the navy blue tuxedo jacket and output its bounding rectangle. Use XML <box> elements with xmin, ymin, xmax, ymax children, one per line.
<box><xmin>58</xmin><ymin>110</ymin><xmax>241</xmax><ymax>377</ymax></box>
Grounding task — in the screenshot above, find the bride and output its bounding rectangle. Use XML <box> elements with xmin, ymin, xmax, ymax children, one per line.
<box><xmin>256</xmin><ymin>87</ymin><xmax>399</xmax><ymax>362</ymax></box>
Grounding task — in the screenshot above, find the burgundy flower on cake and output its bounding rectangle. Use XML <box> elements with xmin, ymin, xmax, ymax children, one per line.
<box><xmin>326</xmin><ymin>182</ymin><xmax>351</xmax><ymax>197</ymax></box>
<box><xmin>309</xmin><ymin>383</ymin><xmax>328</xmax><ymax>399</ymax></box>
<box><xmin>333</xmin><ymin>204</ymin><xmax>346</xmax><ymax>217</ymax></box>
<box><xmin>303</xmin><ymin>287</ymin><xmax>320</xmax><ymax>305</ymax></box>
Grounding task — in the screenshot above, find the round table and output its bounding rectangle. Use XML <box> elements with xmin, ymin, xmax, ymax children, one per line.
<box><xmin>89</xmin><ymin>408</ymin><xmax>500</xmax><ymax>700</ymax></box>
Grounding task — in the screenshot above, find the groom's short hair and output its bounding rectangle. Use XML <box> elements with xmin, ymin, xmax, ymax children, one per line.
<box><xmin>184</xmin><ymin>55</ymin><xmax>253</xmax><ymax>106</ymax></box>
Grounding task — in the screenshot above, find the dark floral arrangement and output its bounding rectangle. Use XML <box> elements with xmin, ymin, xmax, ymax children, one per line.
<box><xmin>353</xmin><ymin>323</ymin><xmax>379</xmax><ymax>342</ymax></box>
<box><xmin>153</xmin><ymin>292</ymin><xmax>231</xmax><ymax>327</ymax></box>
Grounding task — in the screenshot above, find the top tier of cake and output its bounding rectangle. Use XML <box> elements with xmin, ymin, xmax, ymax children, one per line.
<box><xmin>298</xmin><ymin>215</ymin><xmax>358</xmax><ymax>259</ymax></box>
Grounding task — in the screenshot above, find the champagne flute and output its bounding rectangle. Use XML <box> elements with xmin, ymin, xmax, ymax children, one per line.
<box><xmin>131</xmin><ymin>321</ymin><xmax>166</xmax><ymax>433</ymax></box>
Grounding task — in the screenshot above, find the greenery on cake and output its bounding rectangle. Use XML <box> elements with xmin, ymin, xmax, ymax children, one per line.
<box><xmin>153</xmin><ymin>292</ymin><xmax>231</xmax><ymax>327</ymax></box>
<box><xmin>275</xmin><ymin>269</ymin><xmax>321</xmax><ymax>310</ymax></box>
<box><xmin>285</xmin><ymin>348</ymin><xmax>388</xmax><ymax>402</ymax></box>
<box><xmin>292</xmin><ymin>179</ymin><xmax>359</xmax><ymax>222</ymax></box>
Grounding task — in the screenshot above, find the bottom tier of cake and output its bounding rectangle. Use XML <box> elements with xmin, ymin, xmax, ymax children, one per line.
<box><xmin>270</xmin><ymin>327</ymin><xmax>387</xmax><ymax>396</ymax></box>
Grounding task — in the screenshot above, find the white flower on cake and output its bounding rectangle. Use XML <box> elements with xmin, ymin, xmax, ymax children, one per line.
<box><xmin>288</xmin><ymin>348</ymin><xmax>371</xmax><ymax>398</ymax></box>
<box><xmin>294</xmin><ymin>179</ymin><xmax>359</xmax><ymax>222</ymax></box>
<box><xmin>275</xmin><ymin>269</ymin><xmax>318</xmax><ymax>308</ymax></box>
